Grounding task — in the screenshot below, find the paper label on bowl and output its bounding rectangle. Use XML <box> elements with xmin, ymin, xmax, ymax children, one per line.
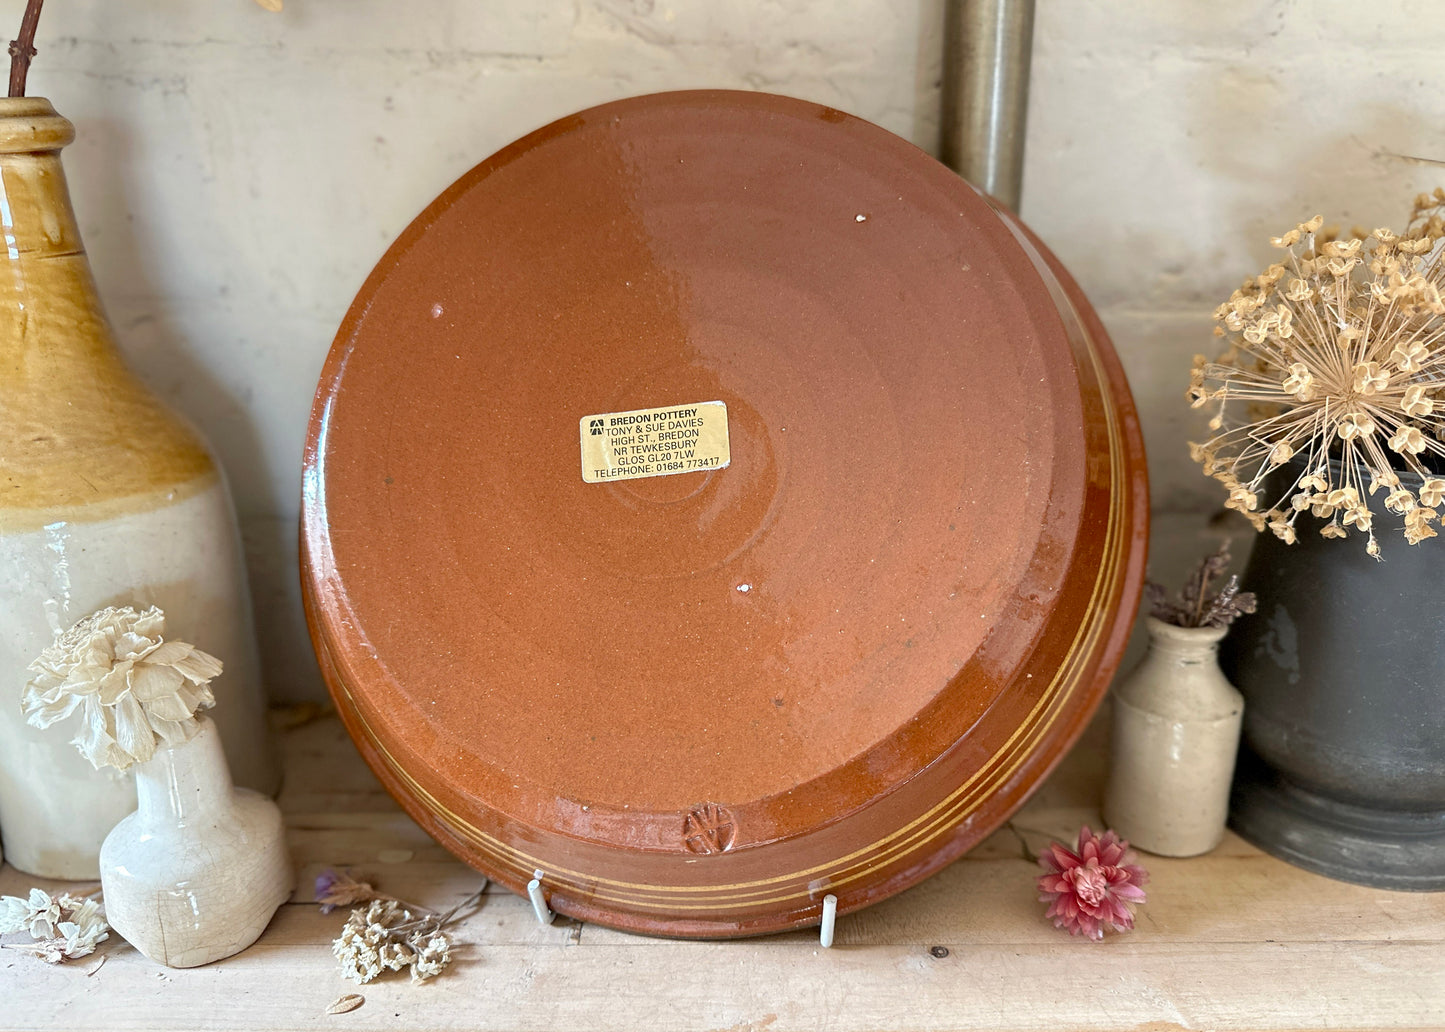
<box><xmin>580</xmin><ymin>401</ymin><xmax>730</xmax><ymax>483</ymax></box>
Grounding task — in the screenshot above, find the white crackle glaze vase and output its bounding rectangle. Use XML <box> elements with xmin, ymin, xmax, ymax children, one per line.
<box><xmin>1103</xmin><ymin>617</ymin><xmax>1244</xmax><ymax>857</ymax></box>
<box><xmin>99</xmin><ymin>717</ymin><xmax>292</xmax><ymax>968</ymax></box>
<box><xmin>0</xmin><ymin>98</ymin><xmax>278</xmax><ymax>878</ymax></box>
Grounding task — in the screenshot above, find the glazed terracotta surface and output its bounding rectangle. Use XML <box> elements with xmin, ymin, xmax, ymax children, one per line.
<box><xmin>302</xmin><ymin>91</ymin><xmax>1147</xmax><ymax>937</ymax></box>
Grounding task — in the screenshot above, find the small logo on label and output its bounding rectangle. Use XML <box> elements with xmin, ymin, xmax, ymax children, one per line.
<box><xmin>588</xmin><ymin>418</ymin><xmax>605</xmax><ymax>436</ymax></box>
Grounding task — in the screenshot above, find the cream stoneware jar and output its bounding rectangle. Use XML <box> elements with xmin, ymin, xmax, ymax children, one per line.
<box><xmin>1104</xmin><ymin>616</ymin><xmax>1244</xmax><ymax>857</ymax></box>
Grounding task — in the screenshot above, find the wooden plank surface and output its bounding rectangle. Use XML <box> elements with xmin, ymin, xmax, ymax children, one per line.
<box><xmin>4</xmin><ymin>711</ymin><xmax>1444</xmax><ymax>1031</ymax></box>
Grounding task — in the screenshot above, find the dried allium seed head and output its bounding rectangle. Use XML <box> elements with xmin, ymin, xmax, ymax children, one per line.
<box><xmin>1194</xmin><ymin>199</ymin><xmax>1445</xmax><ymax>553</ymax></box>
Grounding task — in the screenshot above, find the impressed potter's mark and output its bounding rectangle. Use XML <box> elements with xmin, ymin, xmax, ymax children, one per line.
<box><xmin>580</xmin><ymin>401</ymin><xmax>730</xmax><ymax>484</ymax></box>
<box><xmin>682</xmin><ymin>803</ymin><xmax>737</xmax><ymax>854</ymax></box>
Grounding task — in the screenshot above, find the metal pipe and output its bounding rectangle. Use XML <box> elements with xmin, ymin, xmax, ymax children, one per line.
<box><xmin>940</xmin><ymin>0</ymin><xmax>1036</xmax><ymax>212</ymax></box>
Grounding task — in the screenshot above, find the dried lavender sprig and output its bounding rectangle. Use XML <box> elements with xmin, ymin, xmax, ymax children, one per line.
<box><xmin>1146</xmin><ymin>545</ymin><xmax>1256</xmax><ymax>630</ymax></box>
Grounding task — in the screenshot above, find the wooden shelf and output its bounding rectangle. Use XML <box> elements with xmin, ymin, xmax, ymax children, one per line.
<box><xmin>4</xmin><ymin>708</ymin><xmax>1443</xmax><ymax>1030</ymax></box>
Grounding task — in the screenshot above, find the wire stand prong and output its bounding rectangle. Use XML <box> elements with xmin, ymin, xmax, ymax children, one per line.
<box><xmin>527</xmin><ymin>869</ymin><xmax>554</xmax><ymax>926</ymax></box>
<box><xmin>820</xmin><ymin>893</ymin><xmax>838</xmax><ymax>948</ymax></box>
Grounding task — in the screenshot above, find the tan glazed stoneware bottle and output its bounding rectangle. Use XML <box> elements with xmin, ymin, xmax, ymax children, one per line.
<box><xmin>0</xmin><ymin>98</ymin><xmax>277</xmax><ymax>877</ymax></box>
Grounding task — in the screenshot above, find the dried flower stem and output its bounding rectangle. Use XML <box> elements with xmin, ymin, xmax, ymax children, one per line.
<box><xmin>421</xmin><ymin>887</ymin><xmax>485</xmax><ymax>924</ymax></box>
<box><xmin>7</xmin><ymin>0</ymin><xmax>44</xmax><ymax>98</ymax></box>
<box><xmin>382</xmin><ymin>886</ymin><xmax>486</xmax><ymax>938</ymax></box>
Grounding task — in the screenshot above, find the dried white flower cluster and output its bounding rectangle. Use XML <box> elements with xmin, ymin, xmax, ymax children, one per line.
<box><xmin>0</xmin><ymin>888</ymin><xmax>109</xmax><ymax>963</ymax></box>
<box><xmin>1190</xmin><ymin>191</ymin><xmax>1445</xmax><ymax>555</ymax></box>
<box><xmin>22</xmin><ymin>606</ymin><xmax>223</xmax><ymax>770</ymax></box>
<box><xmin>332</xmin><ymin>900</ymin><xmax>453</xmax><ymax>985</ymax></box>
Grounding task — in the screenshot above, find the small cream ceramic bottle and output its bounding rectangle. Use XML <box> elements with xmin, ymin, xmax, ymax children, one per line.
<box><xmin>99</xmin><ymin>716</ymin><xmax>292</xmax><ymax>968</ymax></box>
<box><xmin>1103</xmin><ymin>617</ymin><xmax>1245</xmax><ymax>857</ymax></box>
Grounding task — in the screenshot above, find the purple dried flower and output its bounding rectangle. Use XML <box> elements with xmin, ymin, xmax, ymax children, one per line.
<box><xmin>315</xmin><ymin>869</ymin><xmax>383</xmax><ymax>914</ymax></box>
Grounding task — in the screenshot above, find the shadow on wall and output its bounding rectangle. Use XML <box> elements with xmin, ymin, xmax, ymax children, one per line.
<box><xmin>44</xmin><ymin>0</ymin><xmax>338</xmax><ymax>707</ymax></box>
<box><xmin>1190</xmin><ymin>69</ymin><xmax>1444</xmax><ymax>267</ymax></box>
<box><xmin>911</xmin><ymin>0</ymin><xmax>945</xmax><ymax>157</ymax></box>
<box><xmin>65</xmin><ymin>113</ymin><xmax>295</xmax><ymax>704</ymax></box>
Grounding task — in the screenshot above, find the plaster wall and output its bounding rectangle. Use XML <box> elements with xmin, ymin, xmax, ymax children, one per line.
<box><xmin>13</xmin><ymin>0</ymin><xmax>1443</xmax><ymax>700</ymax></box>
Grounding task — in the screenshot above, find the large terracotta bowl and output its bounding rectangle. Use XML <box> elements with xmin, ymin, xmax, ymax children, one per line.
<box><xmin>301</xmin><ymin>90</ymin><xmax>1147</xmax><ymax>938</ymax></box>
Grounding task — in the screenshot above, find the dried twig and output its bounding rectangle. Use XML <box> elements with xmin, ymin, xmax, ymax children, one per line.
<box><xmin>7</xmin><ymin>0</ymin><xmax>43</xmax><ymax>98</ymax></box>
<box><xmin>1378</xmin><ymin>150</ymin><xmax>1445</xmax><ymax>169</ymax></box>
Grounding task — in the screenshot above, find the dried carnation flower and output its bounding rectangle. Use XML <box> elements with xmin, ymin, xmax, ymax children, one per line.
<box><xmin>22</xmin><ymin>606</ymin><xmax>222</xmax><ymax>771</ymax></box>
<box><xmin>1145</xmin><ymin>544</ymin><xmax>1256</xmax><ymax>629</ymax></box>
<box><xmin>0</xmin><ymin>889</ymin><xmax>110</xmax><ymax>963</ymax></box>
<box><xmin>1190</xmin><ymin>191</ymin><xmax>1445</xmax><ymax>555</ymax></box>
<box><xmin>1036</xmin><ymin>826</ymin><xmax>1149</xmax><ymax>940</ymax></box>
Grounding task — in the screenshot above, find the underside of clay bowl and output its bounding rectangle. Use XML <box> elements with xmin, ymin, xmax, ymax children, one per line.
<box><xmin>301</xmin><ymin>89</ymin><xmax>1148</xmax><ymax>938</ymax></box>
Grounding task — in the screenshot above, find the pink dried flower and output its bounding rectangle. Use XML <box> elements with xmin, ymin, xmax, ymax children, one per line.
<box><xmin>1036</xmin><ymin>825</ymin><xmax>1149</xmax><ymax>940</ymax></box>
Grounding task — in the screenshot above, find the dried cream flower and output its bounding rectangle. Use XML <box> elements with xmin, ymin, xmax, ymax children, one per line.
<box><xmin>1389</xmin><ymin>425</ymin><xmax>1429</xmax><ymax>455</ymax></box>
<box><xmin>1352</xmin><ymin>362</ymin><xmax>1388</xmax><ymax>395</ymax></box>
<box><xmin>22</xmin><ymin>606</ymin><xmax>222</xmax><ymax>771</ymax></box>
<box><xmin>1406</xmin><ymin>507</ymin><xmax>1440</xmax><ymax>544</ymax></box>
<box><xmin>333</xmin><ymin>918</ymin><xmax>386</xmax><ymax>984</ymax></box>
<box><xmin>1337</xmin><ymin>412</ymin><xmax>1376</xmax><ymax>441</ymax></box>
<box><xmin>1191</xmin><ymin>191</ymin><xmax>1445</xmax><ymax>554</ymax></box>
<box><xmin>0</xmin><ymin>888</ymin><xmax>60</xmax><ymax>938</ymax></box>
<box><xmin>1386</xmin><ymin>487</ymin><xmax>1417</xmax><ymax>513</ymax></box>
<box><xmin>1403</xmin><ymin>384</ymin><xmax>1435</xmax><ymax>417</ymax></box>
<box><xmin>0</xmin><ymin>890</ymin><xmax>109</xmax><ymax>964</ymax></box>
<box><xmin>1281</xmin><ymin>362</ymin><xmax>1316</xmax><ymax>400</ymax></box>
<box><xmin>330</xmin><ymin>884</ymin><xmax>482</xmax><ymax>986</ymax></box>
<box><xmin>1392</xmin><ymin>340</ymin><xmax>1431</xmax><ymax>372</ymax></box>
<box><xmin>410</xmin><ymin>931</ymin><xmax>452</xmax><ymax>983</ymax></box>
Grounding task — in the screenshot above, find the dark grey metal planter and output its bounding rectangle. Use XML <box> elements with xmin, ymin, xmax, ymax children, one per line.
<box><xmin>1221</xmin><ymin>503</ymin><xmax>1445</xmax><ymax>890</ymax></box>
